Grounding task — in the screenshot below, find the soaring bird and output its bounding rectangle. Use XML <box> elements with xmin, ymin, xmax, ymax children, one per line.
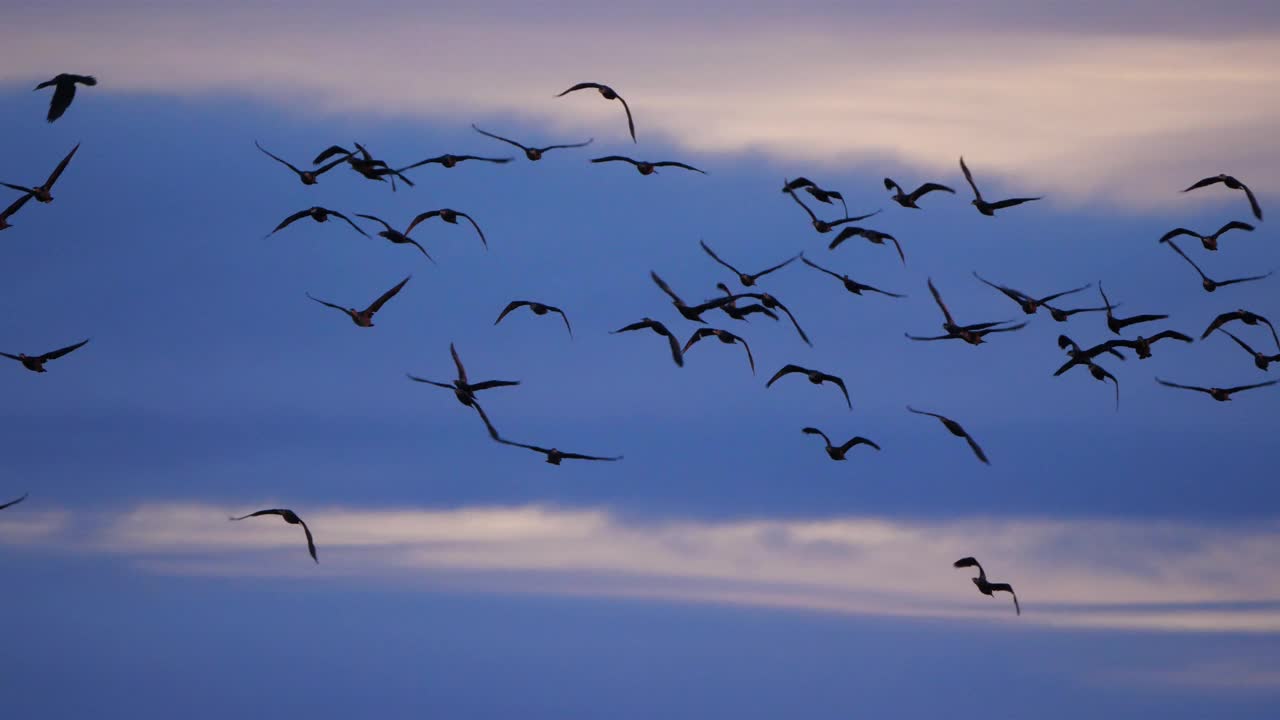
<box><xmin>495</xmin><ymin>301</ymin><xmax>573</xmax><ymax>338</ymax></box>
<box><xmin>699</xmin><ymin>239</ymin><xmax>799</xmax><ymax>287</ymax></box>
<box><xmin>784</xmin><ymin>187</ymin><xmax>881</xmax><ymax>233</ymax></box>
<box><xmin>405</xmin><ymin>209</ymin><xmax>487</xmax><ymax>250</ymax></box>
<box><xmin>0</xmin><ymin>193</ymin><xmax>33</xmax><ymax>232</ymax></box>
<box><xmin>827</xmin><ymin>226</ymin><xmax>905</xmax><ymax>265</ymax></box>
<box><xmin>729</xmin><ymin>290</ymin><xmax>812</xmax><ymax>345</ymax></box>
<box><xmin>316</xmin><ymin>143</ymin><xmax>414</xmax><ymax>187</ymax></box>
<box><xmin>1155</xmin><ymin>377</ymin><xmax>1278</xmax><ymax>402</ymax></box>
<box><xmin>801</xmin><ymin>428</ymin><xmax>880</xmax><ymax>461</ymax></box>
<box><xmin>1164</xmin><ymin>240</ymin><xmax>1272</xmax><ymax>293</ymax></box>
<box><xmin>649</xmin><ymin>271</ymin><xmax>742</xmax><ymax>323</ymax></box>
<box><xmin>556</xmin><ymin>82</ymin><xmax>637</xmax><ymax>142</ymax></box>
<box><xmin>1099</xmin><ymin>283</ymin><xmax>1168</xmax><ymax>335</ymax></box>
<box><xmin>255</xmin><ymin>141</ymin><xmax>350</xmax><ymax>186</ymax></box>
<box><xmin>972</xmin><ymin>272</ymin><xmax>1091</xmax><ymax>315</ymax></box>
<box><xmin>682</xmin><ymin>328</ymin><xmax>755</xmax><ymax>373</ymax></box>
<box><xmin>906</xmin><ymin>406</ymin><xmax>989</xmax><ymax>465</ymax></box>
<box><xmin>713</xmin><ymin>283</ymin><xmax>780</xmax><ymax>322</ymax></box>
<box><xmin>1159</xmin><ymin>221</ymin><xmax>1255</xmax><ymax>252</ymax></box>
<box><xmin>1100</xmin><ymin>330</ymin><xmax>1194</xmax><ymax>360</ymax></box>
<box><xmin>1201</xmin><ymin>310</ymin><xmax>1279</xmax><ymax>349</ymax></box>
<box><xmin>407</xmin><ymin>343</ymin><xmax>520</xmax><ymax>408</ymax></box>
<box><xmin>953</xmin><ymin>557</ymin><xmax>1020</xmax><ymax>615</ymax></box>
<box><xmin>611</xmin><ymin>318</ymin><xmax>685</xmax><ymax>367</ymax></box>
<box><xmin>782</xmin><ymin>177</ymin><xmax>848</xmax><ymax>215</ymax></box>
<box><xmin>471</xmin><ymin>124</ymin><xmax>593</xmax><ymax>161</ymax></box>
<box><xmin>306</xmin><ymin>276</ymin><xmax>410</xmax><ymax>328</ymax></box>
<box><xmin>908</xmin><ymin>278</ymin><xmax>1022</xmax><ymax>345</ymax></box>
<box><xmin>884</xmin><ymin>177</ymin><xmax>955</xmax><ymax>209</ymax></box>
<box><xmin>229</xmin><ymin>509</ymin><xmax>317</xmax><ymax>564</ymax></box>
<box><xmin>1044</xmin><ymin>302</ymin><xmax>1112</xmax><ymax>323</ymax></box>
<box><xmin>1183</xmin><ymin>174</ymin><xmax>1263</xmax><ymax>221</ymax></box>
<box><xmin>1054</xmin><ymin>334</ymin><xmax>1128</xmax><ymax>376</ymax></box>
<box><xmin>1216</xmin><ymin>329</ymin><xmax>1280</xmax><ymax>371</ymax></box>
<box><xmin>0</xmin><ymin>339</ymin><xmax>90</xmax><ymax>373</ymax></box>
<box><xmin>591</xmin><ymin>156</ymin><xmax>705</xmax><ymax>175</ymax></box>
<box><xmin>267</xmin><ymin>207</ymin><xmax>368</xmax><ymax>238</ymax></box>
<box><xmin>34</xmin><ymin>74</ymin><xmax>96</xmax><ymax>122</ymax></box>
<box><xmin>354</xmin><ymin>214</ymin><xmax>434</xmax><ymax>261</ymax></box>
<box><xmin>2</xmin><ymin>143</ymin><xmax>80</xmax><ymax>203</ymax></box>
<box><xmin>766</xmin><ymin>365</ymin><xmax>851</xmax><ymax>409</ymax></box>
<box><xmin>495</xmin><ymin>436</ymin><xmax>623</xmax><ymax>465</ymax></box>
<box><xmin>959</xmin><ymin>157</ymin><xmax>1041</xmax><ymax>216</ymax></box>
<box><xmin>0</xmin><ymin>493</ymin><xmax>29</xmax><ymax>510</ymax></box>
<box><xmin>800</xmin><ymin>256</ymin><xmax>905</xmax><ymax>298</ymax></box>
<box><xmin>398</xmin><ymin>153</ymin><xmax>512</xmax><ymax>171</ymax></box>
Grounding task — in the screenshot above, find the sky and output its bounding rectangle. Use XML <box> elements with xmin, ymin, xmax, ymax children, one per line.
<box><xmin>1</xmin><ymin>3</ymin><xmax>1279</xmax><ymax>718</ymax></box>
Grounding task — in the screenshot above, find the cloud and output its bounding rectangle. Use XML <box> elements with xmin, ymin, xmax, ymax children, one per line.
<box><xmin>8</xmin><ymin>501</ymin><xmax>1280</xmax><ymax>632</ymax></box>
<box><xmin>2</xmin><ymin>7</ymin><xmax>1278</xmax><ymax>208</ymax></box>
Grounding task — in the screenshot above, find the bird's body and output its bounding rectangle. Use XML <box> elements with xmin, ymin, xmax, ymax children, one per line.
<box><xmin>34</xmin><ymin>74</ymin><xmax>96</xmax><ymax>122</ymax></box>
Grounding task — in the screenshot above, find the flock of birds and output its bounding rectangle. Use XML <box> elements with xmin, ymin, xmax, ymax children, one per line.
<box><xmin>2</xmin><ymin>73</ymin><xmax>1275</xmax><ymax>618</ymax></box>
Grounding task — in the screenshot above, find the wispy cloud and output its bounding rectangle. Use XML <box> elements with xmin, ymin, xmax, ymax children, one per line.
<box><xmin>2</xmin><ymin>7</ymin><xmax>1277</xmax><ymax>208</ymax></box>
<box><xmin>8</xmin><ymin>502</ymin><xmax>1280</xmax><ymax>632</ymax></box>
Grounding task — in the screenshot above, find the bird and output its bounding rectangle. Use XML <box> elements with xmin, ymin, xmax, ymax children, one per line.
<box><xmin>883</xmin><ymin>177</ymin><xmax>955</xmax><ymax>208</ymax></box>
<box><xmin>267</xmin><ymin>207</ymin><xmax>368</xmax><ymax>238</ymax></box>
<box><xmin>906</xmin><ymin>407</ymin><xmax>989</xmax><ymax>465</ymax></box>
<box><xmin>353</xmin><ymin>214</ymin><xmax>434</xmax><ymax>261</ymax></box>
<box><xmin>2</xmin><ymin>143</ymin><xmax>80</xmax><ymax>203</ymax></box>
<box><xmin>1099</xmin><ymin>283</ymin><xmax>1168</xmax><ymax>335</ymax></box>
<box><xmin>766</xmin><ymin>365</ymin><xmax>851</xmax><ymax>409</ymax></box>
<box><xmin>1059</xmin><ymin>358</ymin><xmax>1122</xmax><ymax>410</ymax></box>
<box><xmin>0</xmin><ymin>493</ymin><xmax>28</xmax><ymax>510</ymax></box>
<box><xmin>784</xmin><ymin>187</ymin><xmax>882</xmax><ymax>233</ymax></box>
<box><xmin>34</xmin><ymin>74</ymin><xmax>96</xmax><ymax>122</ymax></box>
<box><xmin>1100</xmin><ymin>330</ymin><xmax>1194</xmax><ymax>360</ymax></box>
<box><xmin>229</xmin><ymin>509</ymin><xmax>317</xmax><ymax>563</ymax></box>
<box><xmin>305</xmin><ymin>276</ymin><xmax>410</xmax><ymax>327</ymax></box>
<box><xmin>0</xmin><ymin>193</ymin><xmax>33</xmax><ymax>232</ymax></box>
<box><xmin>494</xmin><ymin>436</ymin><xmax>624</xmax><ymax>465</ymax></box>
<box><xmin>1183</xmin><ymin>174</ymin><xmax>1263</xmax><ymax>221</ymax></box>
<box><xmin>682</xmin><ymin>328</ymin><xmax>755</xmax><ymax>373</ymax></box>
<box><xmin>799</xmin><ymin>256</ymin><xmax>905</xmax><ymax>298</ymax></box>
<box><xmin>0</xmin><ymin>339</ymin><xmax>90</xmax><ymax>373</ymax></box>
<box><xmin>404</xmin><ymin>209</ymin><xmax>487</xmax><ymax>250</ymax></box>
<box><xmin>1043</xmin><ymin>302</ymin><xmax>1112</xmax><ymax>323</ymax></box>
<box><xmin>611</xmin><ymin>318</ymin><xmax>685</xmax><ymax>367</ymax></box>
<box><xmin>556</xmin><ymin>82</ymin><xmax>636</xmax><ymax>142</ymax></box>
<box><xmin>782</xmin><ymin>177</ymin><xmax>848</xmax><ymax>215</ymax></box>
<box><xmin>729</xmin><ymin>290</ymin><xmax>812</xmax><ymax>346</ymax></box>
<box><xmin>699</xmin><ymin>239</ymin><xmax>799</xmax><ymax>287</ymax></box>
<box><xmin>1159</xmin><ymin>221</ymin><xmax>1255</xmax><ymax>252</ymax></box>
<box><xmin>1054</xmin><ymin>334</ymin><xmax>1128</xmax><ymax>376</ymax></box>
<box><xmin>972</xmin><ymin>272</ymin><xmax>1091</xmax><ymax>315</ymax></box>
<box><xmin>1215</xmin><ymin>329</ymin><xmax>1280</xmax><ymax>371</ymax></box>
<box><xmin>471</xmin><ymin>124</ymin><xmax>593</xmax><ymax>161</ymax></box>
<box><xmin>959</xmin><ymin>157</ymin><xmax>1041</xmax><ymax>216</ymax></box>
<box><xmin>1201</xmin><ymin>310</ymin><xmax>1279</xmax><ymax>349</ymax></box>
<box><xmin>398</xmin><ymin>153</ymin><xmax>513</xmax><ymax>171</ymax></box>
<box><xmin>1164</xmin><ymin>240</ymin><xmax>1272</xmax><ymax>293</ymax></box>
<box><xmin>801</xmin><ymin>428</ymin><xmax>880</xmax><ymax>461</ymax></box>
<box><xmin>317</xmin><ymin>143</ymin><xmax>414</xmax><ymax>187</ymax></box>
<box><xmin>713</xmin><ymin>283</ymin><xmax>780</xmax><ymax>321</ymax></box>
<box><xmin>407</xmin><ymin>343</ymin><xmax>521</xmax><ymax>408</ymax></box>
<box><xmin>590</xmin><ymin>156</ymin><xmax>705</xmax><ymax>175</ymax></box>
<box><xmin>909</xmin><ymin>278</ymin><xmax>1021</xmax><ymax>345</ymax></box>
<box><xmin>1155</xmin><ymin>377</ymin><xmax>1278</xmax><ymax>402</ymax></box>
<box><xmin>953</xmin><ymin>557</ymin><xmax>1020</xmax><ymax>615</ymax></box>
<box><xmin>494</xmin><ymin>301</ymin><xmax>573</xmax><ymax>338</ymax></box>
<box><xmin>649</xmin><ymin>271</ymin><xmax>742</xmax><ymax>323</ymax></box>
<box><xmin>826</xmin><ymin>226</ymin><xmax>905</xmax><ymax>265</ymax></box>
<box><xmin>255</xmin><ymin>141</ymin><xmax>350</xmax><ymax>186</ymax></box>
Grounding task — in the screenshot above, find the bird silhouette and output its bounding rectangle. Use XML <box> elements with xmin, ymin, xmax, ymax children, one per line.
<box><xmin>682</xmin><ymin>328</ymin><xmax>755</xmax><ymax>373</ymax></box>
<box><xmin>405</xmin><ymin>209</ymin><xmax>488</xmax><ymax>250</ymax></box>
<box><xmin>884</xmin><ymin>177</ymin><xmax>955</xmax><ymax>208</ymax></box>
<box><xmin>799</xmin><ymin>256</ymin><xmax>905</xmax><ymax>298</ymax></box>
<box><xmin>557</xmin><ymin>82</ymin><xmax>637</xmax><ymax>142</ymax></box>
<box><xmin>591</xmin><ymin>156</ymin><xmax>705</xmax><ymax>175</ymax></box>
<box><xmin>650</xmin><ymin>271</ymin><xmax>743</xmax><ymax>323</ymax></box>
<box><xmin>827</xmin><ymin>226</ymin><xmax>905</xmax><ymax>265</ymax></box>
<box><xmin>1099</xmin><ymin>283</ymin><xmax>1168</xmax><ymax>335</ymax></box>
<box><xmin>267</xmin><ymin>207</ymin><xmax>368</xmax><ymax>237</ymax></box>
<box><xmin>699</xmin><ymin>239</ymin><xmax>799</xmax><ymax>287</ymax></box>
<box><xmin>906</xmin><ymin>406</ymin><xmax>989</xmax><ymax>465</ymax></box>
<box><xmin>354</xmin><ymin>214</ymin><xmax>435</xmax><ymax>261</ymax></box>
<box><xmin>495</xmin><ymin>301</ymin><xmax>573</xmax><ymax>338</ymax></box>
<box><xmin>1215</xmin><ymin>329</ymin><xmax>1280</xmax><ymax>371</ymax></box>
<box><xmin>611</xmin><ymin>318</ymin><xmax>685</xmax><ymax>367</ymax></box>
<box><xmin>782</xmin><ymin>177</ymin><xmax>848</xmax><ymax>215</ymax></box>
<box><xmin>306</xmin><ymin>276</ymin><xmax>410</xmax><ymax>327</ymax></box>
<box><xmin>34</xmin><ymin>74</ymin><xmax>96</xmax><ymax>122</ymax></box>
<box><xmin>1201</xmin><ymin>310</ymin><xmax>1279</xmax><ymax>350</ymax></box>
<box><xmin>1155</xmin><ymin>377</ymin><xmax>1278</xmax><ymax>402</ymax></box>
<box><xmin>2</xmin><ymin>144</ymin><xmax>80</xmax><ymax>203</ymax></box>
<box><xmin>973</xmin><ymin>272</ymin><xmax>1091</xmax><ymax>315</ymax></box>
<box><xmin>766</xmin><ymin>365</ymin><xmax>851</xmax><ymax>409</ymax></box>
<box><xmin>784</xmin><ymin>187</ymin><xmax>881</xmax><ymax>233</ymax></box>
<box><xmin>1183</xmin><ymin>174</ymin><xmax>1262</xmax><ymax>221</ymax></box>
<box><xmin>255</xmin><ymin>141</ymin><xmax>349</xmax><ymax>186</ymax></box>
<box><xmin>953</xmin><ymin>557</ymin><xmax>1019</xmax><ymax>615</ymax></box>
<box><xmin>0</xmin><ymin>339</ymin><xmax>90</xmax><ymax>373</ymax></box>
<box><xmin>229</xmin><ymin>508</ymin><xmax>318</xmax><ymax>563</ymax></box>
<box><xmin>1159</xmin><ymin>221</ymin><xmax>1254</xmax><ymax>252</ymax></box>
<box><xmin>471</xmin><ymin>124</ymin><xmax>593</xmax><ymax>161</ymax></box>
<box><xmin>407</xmin><ymin>343</ymin><xmax>521</xmax><ymax>408</ymax></box>
<box><xmin>801</xmin><ymin>428</ymin><xmax>880</xmax><ymax>461</ymax></box>
<box><xmin>959</xmin><ymin>157</ymin><xmax>1041</xmax><ymax>216</ymax></box>
<box><xmin>1164</xmin><ymin>240</ymin><xmax>1272</xmax><ymax>293</ymax></box>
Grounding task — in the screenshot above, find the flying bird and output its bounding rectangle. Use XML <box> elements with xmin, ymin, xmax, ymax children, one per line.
<box><xmin>649</xmin><ymin>271</ymin><xmax>742</xmax><ymax>323</ymax></box>
<box><xmin>1099</xmin><ymin>283</ymin><xmax>1168</xmax><ymax>335</ymax></box>
<box><xmin>953</xmin><ymin>557</ymin><xmax>1020</xmax><ymax>615</ymax></box>
<box><xmin>1155</xmin><ymin>377</ymin><xmax>1278</xmax><ymax>402</ymax></box>
<box><xmin>0</xmin><ymin>193</ymin><xmax>33</xmax><ymax>231</ymax></box>
<box><xmin>398</xmin><ymin>153</ymin><xmax>513</xmax><ymax>171</ymax></box>
<box><xmin>730</xmin><ymin>291</ymin><xmax>812</xmax><ymax>345</ymax></box>
<box><xmin>471</xmin><ymin>124</ymin><xmax>593</xmax><ymax>161</ymax></box>
<box><xmin>1054</xmin><ymin>334</ymin><xmax>1128</xmax><ymax>376</ymax></box>
<box><xmin>784</xmin><ymin>187</ymin><xmax>881</xmax><ymax>233</ymax></box>
<box><xmin>229</xmin><ymin>509</ymin><xmax>318</xmax><ymax>564</ymax></box>
<box><xmin>1215</xmin><ymin>329</ymin><xmax>1280</xmax><ymax>371</ymax></box>
<box><xmin>1164</xmin><ymin>240</ymin><xmax>1272</xmax><ymax>293</ymax></box>
<box><xmin>799</xmin><ymin>256</ymin><xmax>905</xmax><ymax>298</ymax></box>
<box><xmin>590</xmin><ymin>156</ymin><xmax>705</xmax><ymax>175</ymax></box>
<box><xmin>556</xmin><ymin>82</ymin><xmax>637</xmax><ymax>142</ymax></box>
<box><xmin>973</xmin><ymin>272</ymin><xmax>1091</xmax><ymax>315</ymax></box>
<box><xmin>1183</xmin><ymin>174</ymin><xmax>1263</xmax><ymax>221</ymax></box>
<box><xmin>267</xmin><ymin>207</ymin><xmax>368</xmax><ymax>238</ymax></box>
<box><xmin>1159</xmin><ymin>221</ymin><xmax>1254</xmax><ymax>252</ymax></box>
<box><xmin>1044</xmin><ymin>302</ymin><xmax>1112</xmax><ymax>323</ymax></box>
<box><xmin>682</xmin><ymin>328</ymin><xmax>755</xmax><ymax>373</ymax></box>
<box><xmin>407</xmin><ymin>343</ymin><xmax>521</xmax><ymax>408</ymax></box>
<box><xmin>404</xmin><ymin>209</ymin><xmax>487</xmax><ymax>250</ymax></box>
<box><xmin>827</xmin><ymin>226</ymin><xmax>905</xmax><ymax>265</ymax></box>
<box><xmin>611</xmin><ymin>318</ymin><xmax>685</xmax><ymax>367</ymax></box>
<box><xmin>0</xmin><ymin>493</ymin><xmax>28</xmax><ymax>510</ymax></box>
<box><xmin>306</xmin><ymin>276</ymin><xmax>410</xmax><ymax>327</ymax></box>
<box><xmin>699</xmin><ymin>239</ymin><xmax>799</xmax><ymax>287</ymax></box>
<box><xmin>316</xmin><ymin>143</ymin><xmax>414</xmax><ymax>187</ymax></box>
<box><xmin>1201</xmin><ymin>310</ymin><xmax>1279</xmax><ymax>349</ymax></box>
<box><xmin>801</xmin><ymin>428</ymin><xmax>880</xmax><ymax>461</ymax></box>
<box><xmin>1100</xmin><ymin>330</ymin><xmax>1193</xmax><ymax>360</ymax></box>
<box><xmin>354</xmin><ymin>214</ymin><xmax>434</xmax><ymax>261</ymax></box>
<box><xmin>782</xmin><ymin>177</ymin><xmax>848</xmax><ymax>215</ymax></box>
<box><xmin>884</xmin><ymin>177</ymin><xmax>955</xmax><ymax>208</ymax></box>
<box><xmin>34</xmin><ymin>73</ymin><xmax>96</xmax><ymax>122</ymax></box>
<box><xmin>713</xmin><ymin>283</ymin><xmax>780</xmax><ymax>322</ymax></box>
<box><xmin>906</xmin><ymin>406</ymin><xmax>989</xmax><ymax>465</ymax></box>
<box><xmin>0</xmin><ymin>338</ymin><xmax>90</xmax><ymax>373</ymax></box>
<box><xmin>495</xmin><ymin>436</ymin><xmax>623</xmax><ymax>465</ymax></box>
<box><xmin>2</xmin><ymin>143</ymin><xmax>80</xmax><ymax>203</ymax></box>
<box><xmin>766</xmin><ymin>365</ymin><xmax>851</xmax><ymax>409</ymax></box>
<box><xmin>494</xmin><ymin>301</ymin><xmax>573</xmax><ymax>338</ymax></box>
<box><xmin>255</xmin><ymin>141</ymin><xmax>350</xmax><ymax>186</ymax></box>
<box><xmin>908</xmin><ymin>278</ymin><xmax>1022</xmax><ymax>345</ymax></box>
<box><xmin>959</xmin><ymin>157</ymin><xmax>1041</xmax><ymax>216</ymax></box>
<box><xmin>1058</xmin><ymin>357</ymin><xmax>1122</xmax><ymax>410</ymax></box>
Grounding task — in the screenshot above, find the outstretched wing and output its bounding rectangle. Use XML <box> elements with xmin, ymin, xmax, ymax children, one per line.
<box><xmin>313</xmin><ymin>145</ymin><xmax>353</xmax><ymax>165</ymax></box>
<box><xmin>40</xmin><ymin>338</ymin><xmax>90</xmax><ymax>361</ymax></box>
<box><xmin>802</xmin><ymin>427</ymin><xmax>832</xmax><ymax>446</ymax></box>
<box><xmin>1158</xmin><ymin>227</ymin><xmax>1196</xmax><ymax>244</ymax></box>
<box><xmin>229</xmin><ymin>508</ymin><xmax>287</xmax><ymax>521</ymax></box>
<box><xmin>766</xmin><ymin>364</ymin><xmax>806</xmax><ymax>387</ymax></box>
<box><xmin>457</xmin><ymin>212</ymin><xmax>488</xmax><ymax>249</ymax></box>
<box><xmin>927</xmin><ymin>278</ymin><xmax>955</xmax><ymax>326</ymax></box>
<box><xmin>305</xmin><ymin>293</ymin><xmax>348</xmax><ymax>315</ymax></box>
<box><xmin>268</xmin><ymin>209</ymin><xmax>313</xmax><ymax>235</ymax></box>
<box><xmin>355</xmin><ymin>213</ymin><xmax>394</xmax><ymax>234</ymax></box>
<box><xmin>365</xmin><ymin>276</ymin><xmax>411</xmax><ymax>315</ymax></box>
<box><xmin>1216</xmin><ymin>271</ymin><xmax>1273</xmax><ymax>288</ymax></box>
<box><xmin>495</xmin><ymin>301</ymin><xmax>532</xmax><ymax>325</ymax></box>
<box><xmin>1155</xmin><ymin>377</ymin><xmax>1212</xmax><ymax>394</ymax></box>
<box><xmin>988</xmin><ymin>197</ymin><xmax>1041</xmax><ymax>210</ymax></box>
<box><xmin>44</xmin><ymin>143</ymin><xmax>80</xmax><ymax>189</ymax></box>
<box><xmin>256</xmin><ymin>141</ymin><xmax>304</xmax><ymax>175</ymax></box>
<box><xmin>699</xmin><ymin>239</ymin><xmax>740</xmax><ymax>276</ymax></box>
<box><xmin>1223</xmin><ymin>379</ymin><xmax>1279</xmax><ymax>394</ymax></box>
<box><xmin>450</xmin><ymin>342</ymin><xmax>468</xmax><ymax>384</ymax></box>
<box><xmin>556</xmin><ymin>82</ymin><xmax>607</xmax><ymax>96</ymax></box>
<box><xmin>0</xmin><ymin>492</ymin><xmax>28</xmax><ymax>510</ymax></box>
<box><xmin>909</xmin><ymin>182</ymin><xmax>956</xmax><ymax>201</ymax></box>
<box><xmin>405</xmin><ymin>374</ymin><xmax>454</xmax><ymax>390</ymax></box>
<box><xmin>591</xmin><ymin>155</ymin><xmax>639</xmax><ymax>166</ymax></box>
<box><xmin>988</xmin><ymin>583</ymin><xmax>1019</xmax><ymax>615</ymax></box>
<box><xmin>959</xmin><ymin>156</ymin><xmax>982</xmax><ymax>201</ymax></box>
<box><xmin>327</xmin><ymin>210</ymin><xmax>369</xmax><ymax>237</ymax></box>
<box><xmin>649</xmin><ymin>271</ymin><xmax>684</xmax><ymax>304</ymax></box>
<box><xmin>298</xmin><ymin>519</ymin><xmax>319</xmax><ymax>563</ymax></box>
<box><xmin>470</xmin><ymin>124</ymin><xmax>529</xmax><ymax>151</ymax></box>
<box><xmin>405</xmin><ymin>210</ymin><xmax>443</xmax><ymax>235</ymax></box>
<box><xmin>1182</xmin><ymin>176</ymin><xmax>1225</xmax><ymax>192</ymax></box>
<box><xmin>820</xmin><ymin>373</ymin><xmax>852</xmax><ymax>409</ymax></box>
<box><xmin>837</xmin><ymin>436</ymin><xmax>880</xmax><ymax>453</ymax></box>
<box><xmin>963</xmin><ymin>433</ymin><xmax>991</xmax><ymax>465</ymax></box>
<box><xmin>1239</xmin><ymin>181</ymin><xmax>1263</xmax><ymax>221</ymax></box>
<box><xmin>652</xmin><ymin>160</ymin><xmax>706</xmax><ymax>174</ymax></box>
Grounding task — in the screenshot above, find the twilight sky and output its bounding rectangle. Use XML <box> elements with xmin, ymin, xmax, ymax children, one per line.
<box><xmin>1</xmin><ymin>3</ymin><xmax>1279</xmax><ymax>718</ymax></box>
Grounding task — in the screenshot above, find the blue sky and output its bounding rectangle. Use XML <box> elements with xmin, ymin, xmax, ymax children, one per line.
<box><xmin>1</xmin><ymin>4</ymin><xmax>1279</xmax><ymax>718</ymax></box>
